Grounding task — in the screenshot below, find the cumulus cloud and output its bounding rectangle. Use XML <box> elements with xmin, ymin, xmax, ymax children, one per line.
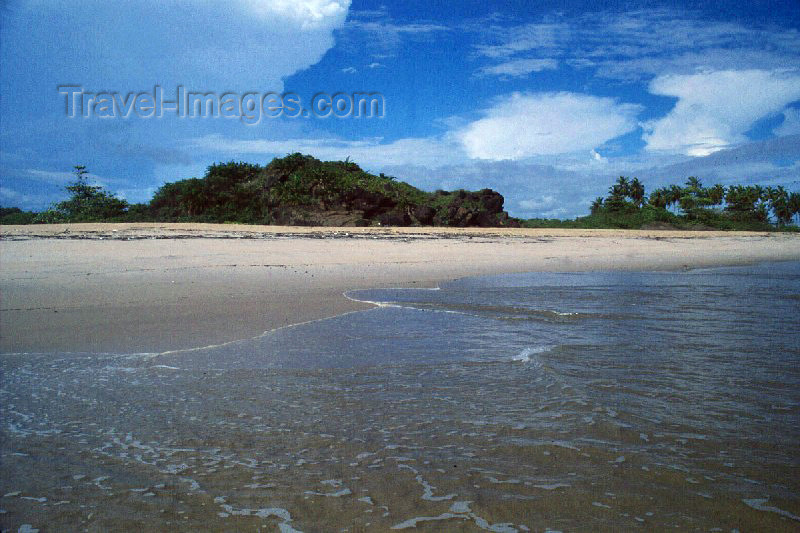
<box><xmin>458</xmin><ymin>92</ymin><xmax>641</xmax><ymax>160</ymax></box>
<box><xmin>241</xmin><ymin>0</ymin><xmax>350</xmax><ymax>30</ymax></box>
<box><xmin>643</xmin><ymin>69</ymin><xmax>800</xmax><ymax>156</ymax></box>
<box><xmin>3</xmin><ymin>0</ymin><xmax>351</xmax><ymax>92</ymax></box>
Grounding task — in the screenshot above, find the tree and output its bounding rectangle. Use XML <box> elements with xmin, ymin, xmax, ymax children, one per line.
<box><xmin>767</xmin><ymin>186</ymin><xmax>792</xmax><ymax>225</ymax></box>
<box><xmin>789</xmin><ymin>192</ymin><xmax>800</xmax><ymax>225</ymax></box>
<box><xmin>33</xmin><ymin>165</ymin><xmax>128</xmax><ymax>223</ymax></box>
<box><xmin>603</xmin><ymin>176</ymin><xmax>633</xmax><ymax>211</ymax></box>
<box><xmin>725</xmin><ymin>185</ymin><xmax>769</xmax><ymax>222</ymax></box>
<box><xmin>629</xmin><ymin>178</ymin><xmax>646</xmax><ymax>207</ymax></box>
<box><xmin>648</xmin><ymin>188</ymin><xmax>668</xmax><ymax>209</ymax></box>
<box><xmin>590</xmin><ymin>197</ymin><xmax>604</xmax><ymax>214</ymax></box>
<box><xmin>611</xmin><ymin>176</ymin><xmax>630</xmax><ymax>198</ymax></box>
<box><xmin>685</xmin><ymin>176</ymin><xmax>703</xmax><ymax>192</ymax></box>
<box><xmin>708</xmin><ymin>184</ymin><xmax>725</xmax><ymax>206</ymax></box>
<box><xmin>666</xmin><ymin>185</ymin><xmax>683</xmax><ymax>209</ymax></box>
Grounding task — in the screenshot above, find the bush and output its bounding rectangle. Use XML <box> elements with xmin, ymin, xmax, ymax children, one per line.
<box><xmin>0</xmin><ymin>207</ymin><xmax>37</xmax><ymax>225</ymax></box>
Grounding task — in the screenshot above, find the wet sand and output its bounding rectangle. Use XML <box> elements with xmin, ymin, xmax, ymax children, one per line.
<box><xmin>2</xmin><ymin>223</ymin><xmax>799</xmax><ymax>354</ymax></box>
<box><xmin>2</xmin><ymin>224</ymin><xmax>800</xmax><ymax>532</ymax></box>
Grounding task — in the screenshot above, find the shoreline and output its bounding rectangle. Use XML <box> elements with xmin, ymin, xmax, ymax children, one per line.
<box><xmin>0</xmin><ymin>221</ymin><xmax>788</xmax><ymax>241</ymax></box>
<box><xmin>2</xmin><ymin>223</ymin><xmax>799</xmax><ymax>354</ymax></box>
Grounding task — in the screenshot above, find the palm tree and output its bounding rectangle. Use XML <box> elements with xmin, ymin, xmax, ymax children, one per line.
<box><xmin>629</xmin><ymin>178</ymin><xmax>646</xmax><ymax>207</ymax></box>
<box><xmin>708</xmin><ymin>184</ymin><xmax>725</xmax><ymax>206</ymax></box>
<box><xmin>590</xmin><ymin>197</ymin><xmax>604</xmax><ymax>214</ymax></box>
<box><xmin>789</xmin><ymin>192</ymin><xmax>800</xmax><ymax>225</ymax></box>
<box><xmin>685</xmin><ymin>176</ymin><xmax>703</xmax><ymax>193</ymax></box>
<box><xmin>649</xmin><ymin>188</ymin><xmax>667</xmax><ymax>209</ymax></box>
<box><xmin>604</xmin><ymin>176</ymin><xmax>631</xmax><ymax>212</ymax></box>
<box><xmin>767</xmin><ymin>186</ymin><xmax>792</xmax><ymax>225</ymax></box>
<box><xmin>667</xmin><ymin>185</ymin><xmax>683</xmax><ymax>209</ymax></box>
<box><xmin>609</xmin><ymin>176</ymin><xmax>630</xmax><ymax>198</ymax></box>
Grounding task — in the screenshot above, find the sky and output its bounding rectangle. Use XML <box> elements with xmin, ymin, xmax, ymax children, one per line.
<box><xmin>1</xmin><ymin>0</ymin><xmax>799</xmax><ymax>219</ymax></box>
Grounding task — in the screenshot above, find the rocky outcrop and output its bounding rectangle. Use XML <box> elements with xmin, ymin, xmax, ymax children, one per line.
<box><xmin>419</xmin><ymin>189</ymin><xmax>518</xmax><ymax>228</ymax></box>
<box><xmin>150</xmin><ymin>154</ymin><xmax>521</xmax><ymax>228</ymax></box>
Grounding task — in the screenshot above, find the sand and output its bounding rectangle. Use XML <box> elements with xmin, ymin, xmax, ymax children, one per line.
<box><xmin>1</xmin><ymin>223</ymin><xmax>798</xmax><ymax>354</ymax></box>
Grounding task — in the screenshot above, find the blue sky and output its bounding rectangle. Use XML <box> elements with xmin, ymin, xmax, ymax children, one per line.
<box><xmin>1</xmin><ymin>0</ymin><xmax>799</xmax><ymax>218</ymax></box>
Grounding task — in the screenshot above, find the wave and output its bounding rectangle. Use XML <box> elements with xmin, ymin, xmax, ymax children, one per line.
<box><xmin>344</xmin><ymin>291</ymin><xmax>605</xmax><ymax>324</ymax></box>
<box><xmin>511</xmin><ymin>346</ymin><xmax>553</xmax><ymax>365</ymax></box>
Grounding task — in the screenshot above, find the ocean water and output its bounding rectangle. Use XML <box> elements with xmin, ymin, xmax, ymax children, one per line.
<box><xmin>1</xmin><ymin>262</ymin><xmax>799</xmax><ymax>531</ymax></box>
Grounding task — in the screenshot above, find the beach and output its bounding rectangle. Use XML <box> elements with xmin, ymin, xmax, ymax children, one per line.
<box><xmin>2</xmin><ymin>223</ymin><xmax>798</xmax><ymax>354</ymax></box>
<box><xmin>2</xmin><ymin>224</ymin><xmax>800</xmax><ymax>532</ymax></box>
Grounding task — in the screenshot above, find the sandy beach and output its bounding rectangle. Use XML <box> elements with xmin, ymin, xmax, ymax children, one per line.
<box><xmin>1</xmin><ymin>223</ymin><xmax>799</xmax><ymax>354</ymax></box>
<box><xmin>3</xmin><ymin>223</ymin><xmax>800</xmax><ymax>532</ymax></box>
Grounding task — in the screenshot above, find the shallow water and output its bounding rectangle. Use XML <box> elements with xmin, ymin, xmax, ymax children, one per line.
<box><xmin>1</xmin><ymin>262</ymin><xmax>799</xmax><ymax>531</ymax></box>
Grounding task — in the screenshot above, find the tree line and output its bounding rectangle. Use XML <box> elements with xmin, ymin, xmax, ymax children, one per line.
<box><xmin>586</xmin><ymin>176</ymin><xmax>800</xmax><ymax>229</ymax></box>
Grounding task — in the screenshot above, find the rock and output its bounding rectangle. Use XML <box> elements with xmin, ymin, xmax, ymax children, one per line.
<box><xmin>478</xmin><ymin>189</ymin><xmax>504</xmax><ymax>213</ymax></box>
<box><xmin>344</xmin><ymin>187</ymin><xmax>396</xmax><ymax>217</ymax></box>
<box><xmin>474</xmin><ymin>211</ymin><xmax>499</xmax><ymax>227</ymax></box>
<box><xmin>378</xmin><ymin>211</ymin><xmax>411</xmax><ymax>227</ymax></box>
<box><xmin>412</xmin><ymin>205</ymin><xmax>436</xmax><ymax>224</ymax></box>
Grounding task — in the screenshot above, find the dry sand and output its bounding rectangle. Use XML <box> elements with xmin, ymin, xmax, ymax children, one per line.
<box><xmin>1</xmin><ymin>223</ymin><xmax>798</xmax><ymax>354</ymax></box>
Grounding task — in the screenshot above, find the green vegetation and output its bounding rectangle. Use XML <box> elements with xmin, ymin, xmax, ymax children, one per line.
<box><xmin>0</xmin><ymin>207</ymin><xmax>37</xmax><ymax>225</ymax></box>
<box><xmin>2</xmin><ymin>155</ymin><xmax>798</xmax><ymax>231</ymax></box>
<box><xmin>143</xmin><ymin>154</ymin><xmax>515</xmax><ymax>227</ymax></box>
<box><xmin>31</xmin><ymin>166</ymin><xmax>129</xmax><ymax>223</ymax></box>
<box><xmin>524</xmin><ymin>176</ymin><xmax>800</xmax><ymax>231</ymax></box>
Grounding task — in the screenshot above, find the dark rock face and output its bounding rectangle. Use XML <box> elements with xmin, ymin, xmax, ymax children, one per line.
<box><xmin>378</xmin><ymin>210</ymin><xmax>411</xmax><ymax>227</ymax></box>
<box><xmin>478</xmin><ymin>189</ymin><xmax>504</xmax><ymax>213</ymax></box>
<box><xmin>273</xmin><ymin>185</ymin><xmax>515</xmax><ymax>228</ymax></box>
<box><xmin>412</xmin><ymin>205</ymin><xmax>436</xmax><ymax>225</ymax></box>
<box><xmin>343</xmin><ymin>187</ymin><xmax>396</xmax><ymax>217</ymax></box>
<box><xmin>430</xmin><ymin>189</ymin><xmax>512</xmax><ymax>227</ymax></box>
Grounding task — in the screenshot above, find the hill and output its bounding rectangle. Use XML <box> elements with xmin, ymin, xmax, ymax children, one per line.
<box><xmin>148</xmin><ymin>153</ymin><xmax>519</xmax><ymax>228</ymax></box>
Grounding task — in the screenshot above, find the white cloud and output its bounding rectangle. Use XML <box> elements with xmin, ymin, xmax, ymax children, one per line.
<box><xmin>519</xmin><ymin>195</ymin><xmax>556</xmax><ymax>211</ymax></box>
<box><xmin>241</xmin><ymin>0</ymin><xmax>350</xmax><ymax>30</ymax></box>
<box><xmin>776</xmin><ymin>108</ymin><xmax>800</xmax><ymax>137</ymax></box>
<box><xmin>478</xmin><ymin>58</ymin><xmax>558</xmax><ymax>78</ymax></box>
<box><xmin>342</xmin><ymin>10</ymin><xmax>449</xmax><ymax>58</ymax></box>
<box><xmin>6</xmin><ymin>0</ymin><xmax>351</xmax><ymax>92</ymax></box>
<box><xmin>187</xmin><ymin>134</ymin><xmax>467</xmax><ymax>169</ymax></box>
<box><xmin>643</xmin><ymin>69</ymin><xmax>800</xmax><ymax>156</ymax></box>
<box><xmin>640</xmin><ymin>134</ymin><xmax>800</xmax><ymax>183</ymax></box>
<box><xmin>475</xmin><ymin>22</ymin><xmax>567</xmax><ymax>59</ymax></box>
<box><xmin>0</xmin><ymin>186</ymin><xmax>51</xmax><ymax>208</ymax></box>
<box><xmin>473</xmin><ymin>9</ymin><xmax>800</xmax><ymax>81</ymax></box>
<box><xmin>458</xmin><ymin>92</ymin><xmax>641</xmax><ymax>160</ymax></box>
<box><xmin>352</xmin><ymin>21</ymin><xmax>449</xmax><ymax>34</ymax></box>
<box><xmin>341</xmin><ymin>66</ymin><xmax>358</xmax><ymax>74</ymax></box>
